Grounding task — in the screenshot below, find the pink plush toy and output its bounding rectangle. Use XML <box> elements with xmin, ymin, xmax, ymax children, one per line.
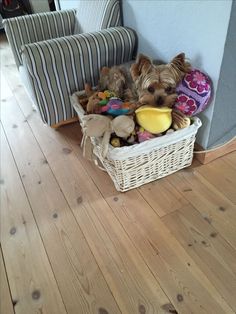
<box><xmin>174</xmin><ymin>69</ymin><xmax>212</xmax><ymax>116</ymax></box>
<box><xmin>137</xmin><ymin>128</ymin><xmax>156</xmax><ymax>143</ymax></box>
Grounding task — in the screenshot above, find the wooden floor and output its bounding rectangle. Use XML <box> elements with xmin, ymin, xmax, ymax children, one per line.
<box><xmin>1</xmin><ymin>33</ymin><xmax>236</xmax><ymax>314</ymax></box>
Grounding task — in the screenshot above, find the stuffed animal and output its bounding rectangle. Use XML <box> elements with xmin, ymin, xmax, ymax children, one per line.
<box><xmin>110</xmin><ymin>137</ymin><xmax>121</xmax><ymax>147</ymax></box>
<box><xmin>137</xmin><ymin>127</ymin><xmax>156</xmax><ymax>143</ymax></box>
<box><xmin>174</xmin><ymin>68</ymin><xmax>212</xmax><ymax>116</ymax></box>
<box><xmin>135</xmin><ymin>105</ymin><xmax>172</xmax><ymax>134</ymax></box>
<box><xmin>172</xmin><ymin>110</ymin><xmax>191</xmax><ymax>130</ymax></box>
<box><xmin>85</xmin><ymin>84</ymin><xmax>136</xmax><ymax>115</ymax></box>
<box><xmin>99</xmin><ymin>97</ymin><xmax>132</xmax><ymax>116</ymax></box>
<box><xmin>82</xmin><ymin>114</ymin><xmax>135</xmax><ymax>157</ymax></box>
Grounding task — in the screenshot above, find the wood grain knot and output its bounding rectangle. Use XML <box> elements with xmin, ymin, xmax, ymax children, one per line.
<box><xmin>10</xmin><ymin>227</ymin><xmax>16</xmax><ymax>235</ymax></box>
<box><xmin>138</xmin><ymin>304</ymin><xmax>146</xmax><ymax>313</ymax></box>
<box><xmin>161</xmin><ymin>303</ymin><xmax>178</xmax><ymax>313</ymax></box>
<box><xmin>62</xmin><ymin>148</ymin><xmax>72</xmax><ymax>154</ymax></box>
<box><xmin>53</xmin><ymin>213</ymin><xmax>58</xmax><ymax>219</ymax></box>
<box><xmin>148</xmin><ymin>239</ymin><xmax>159</xmax><ymax>255</ymax></box>
<box><xmin>77</xmin><ymin>196</ymin><xmax>83</xmax><ymax>204</ymax></box>
<box><xmin>32</xmin><ymin>290</ymin><xmax>41</xmax><ymax>300</ymax></box>
<box><xmin>98</xmin><ymin>308</ymin><xmax>109</xmax><ymax>314</ymax></box>
<box><xmin>113</xmin><ymin>197</ymin><xmax>119</xmax><ymax>202</ymax></box>
<box><xmin>210</xmin><ymin>232</ymin><xmax>218</xmax><ymax>238</ymax></box>
<box><xmin>38</xmin><ymin>180</ymin><xmax>42</xmax><ymax>185</ymax></box>
<box><xmin>183</xmin><ymin>188</ymin><xmax>192</xmax><ymax>192</ymax></box>
<box><xmin>22</xmin><ymin>216</ymin><xmax>26</xmax><ymax>225</ymax></box>
<box><xmin>177</xmin><ymin>294</ymin><xmax>183</xmax><ymax>302</ymax></box>
<box><xmin>188</xmin><ymin>243</ymin><xmax>193</xmax><ymax>247</ymax></box>
<box><xmin>219</xmin><ymin>206</ymin><xmax>226</xmax><ymax>212</ymax></box>
<box><xmin>203</xmin><ymin>216</ymin><xmax>212</xmax><ymax>224</ymax></box>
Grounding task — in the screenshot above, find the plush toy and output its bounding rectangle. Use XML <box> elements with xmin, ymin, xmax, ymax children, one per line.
<box><xmin>172</xmin><ymin>110</ymin><xmax>191</xmax><ymax>130</ymax></box>
<box><xmin>110</xmin><ymin>137</ymin><xmax>121</xmax><ymax>147</ymax></box>
<box><xmin>126</xmin><ymin>130</ymin><xmax>137</xmax><ymax>145</ymax></box>
<box><xmin>82</xmin><ymin>114</ymin><xmax>135</xmax><ymax>157</ymax></box>
<box><xmin>137</xmin><ymin>127</ymin><xmax>156</xmax><ymax>143</ymax></box>
<box><xmin>135</xmin><ymin>105</ymin><xmax>172</xmax><ymax>134</ymax></box>
<box><xmin>174</xmin><ymin>68</ymin><xmax>212</xmax><ymax>116</ymax></box>
<box><xmin>85</xmin><ymin>84</ymin><xmax>136</xmax><ymax>115</ymax></box>
<box><xmin>99</xmin><ymin>97</ymin><xmax>132</xmax><ymax>116</ymax></box>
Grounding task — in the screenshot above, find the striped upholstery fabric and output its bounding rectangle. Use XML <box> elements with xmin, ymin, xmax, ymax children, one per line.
<box><xmin>74</xmin><ymin>0</ymin><xmax>121</xmax><ymax>34</ymax></box>
<box><xmin>22</xmin><ymin>27</ymin><xmax>136</xmax><ymax>126</ymax></box>
<box><xmin>3</xmin><ymin>9</ymin><xmax>76</xmax><ymax>67</ymax></box>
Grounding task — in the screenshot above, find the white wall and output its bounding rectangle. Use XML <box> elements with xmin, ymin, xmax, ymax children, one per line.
<box><xmin>29</xmin><ymin>0</ymin><xmax>50</xmax><ymax>12</ymax></box>
<box><xmin>123</xmin><ymin>0</ymin><xmax>232</xmax><ymax>148</ymax></box>
<box><xmin>54</xmin><ymin>0</ymin><xmax>78</xmax><ymax>10</ymax></box>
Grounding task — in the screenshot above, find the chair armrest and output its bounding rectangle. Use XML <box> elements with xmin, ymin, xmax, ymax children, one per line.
<box><xmin>22</xmin><ymin>26</ymin><xmax>136</xmax><ymax>126</ymax></box>
<box><xmin>3</xmin><ymin>9</ymin><xmax>76</xmax><ymax>67</ymax></box>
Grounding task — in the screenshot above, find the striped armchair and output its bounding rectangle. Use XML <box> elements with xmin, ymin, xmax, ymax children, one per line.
<box><xmin>3</xmin><ymin>0</ymin><xmax>137</xmax><ymax>127</ymax></box>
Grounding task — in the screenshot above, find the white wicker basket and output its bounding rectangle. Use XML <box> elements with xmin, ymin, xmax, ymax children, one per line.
<box><xmin>71</xmin><ymin>92</ymin><xmax>202</xmax><ymax>192</ymax></box>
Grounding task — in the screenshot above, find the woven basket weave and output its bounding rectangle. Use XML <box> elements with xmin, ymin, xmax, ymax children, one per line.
<box><xmin>71</xmin><ymin>92</ymin><xmax>202</xmax><ymax>192</ymax></box>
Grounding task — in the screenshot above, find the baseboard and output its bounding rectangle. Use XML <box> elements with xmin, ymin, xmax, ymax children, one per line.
<box><xmin>194</xmin><ymin>139</ymin><xmax>236</xmax><ymax>164</ymax></box>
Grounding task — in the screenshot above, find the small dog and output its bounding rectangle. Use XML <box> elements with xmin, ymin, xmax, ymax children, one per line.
<box><xmin>85</xmin><ymin>52</ymin><xmax>191</xmax><ymax>113</ymax></box>
<box><xmin>84</xmin><ymin>65</ymin><xmax>136</xmax><ymax>113</ymax></box>
<box><xmin>130</xmin><ymin>53</ymin><xmax>191</xmax><ymax>108</ymax></box>
<box><xmin>98</xmin><ymin>66</ymin><xmax>133</xmax><ymax>100</ymax></box>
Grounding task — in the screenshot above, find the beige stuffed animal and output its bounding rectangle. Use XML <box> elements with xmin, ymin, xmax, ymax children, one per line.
<box><xmin>82</xmin><ymin>114</ymin><xmax>135</xmax><ymax>158</ymax></box>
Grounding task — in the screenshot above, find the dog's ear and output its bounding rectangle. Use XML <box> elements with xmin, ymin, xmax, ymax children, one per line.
<box><xmin>130</xmin><ymin>54</ymin><xmax>153</xmax><ymax>81</ymax></box>
<box><xmin>85</xmin><ymin>83</ymin><xmax>93</xmax><ymax>97</ymax></box>
<box><xmin>99</xmin><ymin>66</ymin><xmax>111</xmax><ymax>91</ymax></box>
<box><xmin>100</xmin><ymin>66</ymin><xmax>110</xmax><ymax>76</ymax></box>
<box><xmin>169</xmin><ymin>53</ymin><xmax>191</xmax><ymax>82</ymax></box>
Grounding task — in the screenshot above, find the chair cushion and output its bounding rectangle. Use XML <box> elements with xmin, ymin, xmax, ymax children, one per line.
<box><xmin>74</xmin><ymin>0</ymin><xmax>121</xmax><ymax>34</ymax></box>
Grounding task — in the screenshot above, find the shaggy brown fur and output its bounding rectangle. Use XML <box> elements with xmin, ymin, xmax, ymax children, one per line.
<box><xmin>85</xmin><ymin>53</ymin><xmax>191</xmax><ymax>113</ymax></box>
<box><xmin>130</xmin><ymin>53</ymin><xmax>191</xmax><ymax>108</ymax></box>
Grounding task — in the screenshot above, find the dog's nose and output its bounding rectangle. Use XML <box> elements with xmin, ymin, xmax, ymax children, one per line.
<box><xmin>156</xmin><ymin>96</ymin><xmax>164</xmax><ymax>106</ymax></box>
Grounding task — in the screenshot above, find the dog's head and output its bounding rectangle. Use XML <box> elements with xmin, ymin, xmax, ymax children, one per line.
<box><xmin>130</xmin><ymin>53</ymin><xmax>191</xmax><ymax>108</ymax></box>
<box><xmin>98</xmin><ymin>66</ymin><xmax>128</xmax><ymax>99</ymax></box>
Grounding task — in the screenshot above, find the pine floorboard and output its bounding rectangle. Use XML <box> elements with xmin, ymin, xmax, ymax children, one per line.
<box><xmin>0</xmin><ymin>246</ymin><xmax>14</xmax><ymax>314</ymax></box>
<box><xmin>1</xmin><ymin>33</ymin><xmax>236</xmax><ymax>314</ymax></box>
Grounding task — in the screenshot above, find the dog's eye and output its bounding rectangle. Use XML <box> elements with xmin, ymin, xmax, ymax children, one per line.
<box><xmin>165</xmin><ymin>86</ymin><xmax>173</xmax><ymax>93</ymax></box>
<box><xmin>147</xmin><ymin>86</ymin><xmax>155</xmax><ymax>93</ymax></box>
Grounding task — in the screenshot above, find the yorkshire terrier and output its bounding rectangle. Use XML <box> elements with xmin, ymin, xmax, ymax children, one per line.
<box><xmin>98</xmin><ymin>65</ymin><xmax>133</xmax><ymax>100</ymax></box>
<box><xmin>84</xmin><ymin>65</ymin><xmax>135</xmax><ymax>113</ymax></box>
<box><xmin>130</xmin><ymin>52</ymin><xmax>191</xmax><ymax>108</ymax></box>
<box><xmin>85</xmin><ymin>52</ymin><xmax>191</xmax><ymax>114</ymax></box>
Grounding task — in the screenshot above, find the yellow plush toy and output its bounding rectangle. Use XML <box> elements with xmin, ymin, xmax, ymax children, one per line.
<box><xmin>135</xmin><ymin>105</ymin><xmax>172</xmax><ymax>134</ymax></box>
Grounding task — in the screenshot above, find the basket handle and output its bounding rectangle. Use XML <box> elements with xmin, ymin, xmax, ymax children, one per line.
<box><xmin>93</xmin><ymin>157</ymin><xmax>107</xmax><ymax>171</ymax></box>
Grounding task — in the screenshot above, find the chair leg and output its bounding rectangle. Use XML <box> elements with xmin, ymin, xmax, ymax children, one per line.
<box><xmin>51</xmin><ymin>117</ymin><xmax>79</xmax><ymax>129</ymax></box>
